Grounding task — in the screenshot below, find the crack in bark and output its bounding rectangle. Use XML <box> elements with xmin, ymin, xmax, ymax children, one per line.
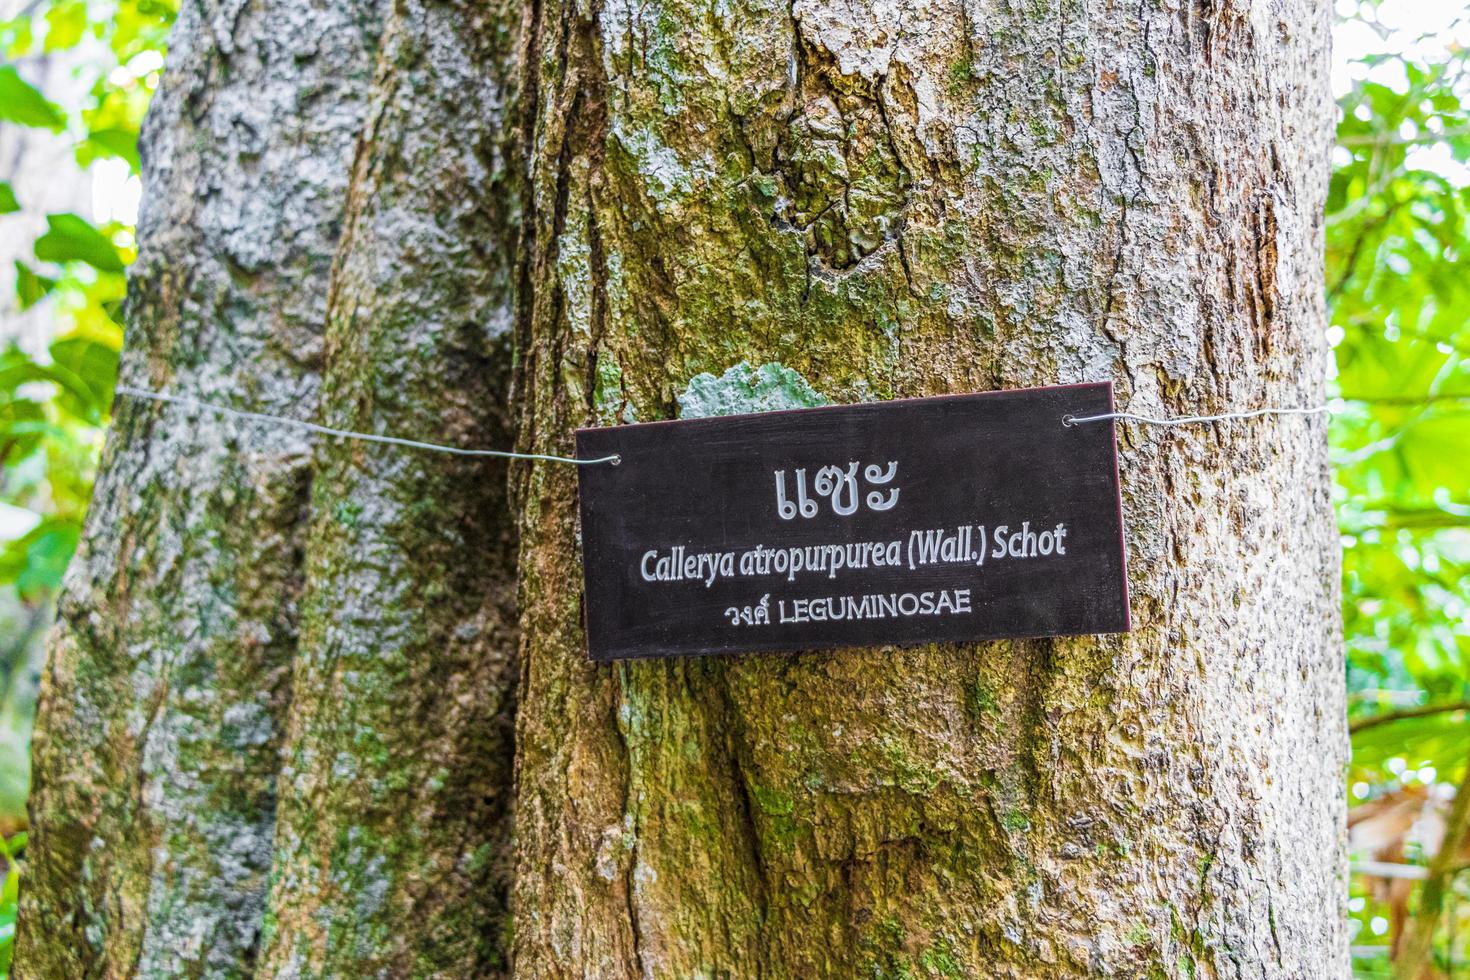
<box><xmin>611</xmin><ymin>666</ymin><xmax>649</xmax><ymax>979</ymax></box>
<box><xmin>1101</xmin><ymin>0</ymin><xmax>1156</xmax><ymax>359</ymax></box>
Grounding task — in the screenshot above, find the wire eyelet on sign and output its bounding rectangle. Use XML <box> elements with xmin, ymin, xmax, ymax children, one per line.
<box><xmin>1060</xmin><ymin>414</ymin><xmax>1076</xmax><ymax>427</ymax></box>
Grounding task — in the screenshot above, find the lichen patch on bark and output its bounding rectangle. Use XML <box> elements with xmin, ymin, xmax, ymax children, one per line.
<box><xmin>676</xmin><ymin>362</ymin><xmax>831</xmax><ymax>419</ymax></box>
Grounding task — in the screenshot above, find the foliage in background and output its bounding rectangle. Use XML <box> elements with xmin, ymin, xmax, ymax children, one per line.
<box><xmin>1334</xmin><ymin>26</ymin><xmax>1470</xmax><ymax>750</ymax></box>
<box><xmin>0</xmin><ymin>0</ymin><xmax>172</xmax><ymax>970</ymax></box>
<box><xmin>0</xmin><ymin>0</ymin><xmax>1466</xmax><ymax>974</ymax></box>
<box><xmin>1327</xmin><ymin>2</ymin><xmax>1470</xmax><ymax>974</ymax></box>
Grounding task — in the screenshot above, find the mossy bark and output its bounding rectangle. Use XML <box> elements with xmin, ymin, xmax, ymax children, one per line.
<box><xmin>510</xmin><ymin>0</ymin><xmax>1343</xmax><ymax>976</ymax></box>
<box><xmin>17</xmin><ymin>0</ymin><xmax>385</xmax><ymax>972</ymax></box>
<box><xmin>254</xmin><ymin>0</ymin><xmax>523</xmax><ymax>973</ymax></box>
<box><xmin>21</xmin><ymin>0</ymin><xmax>1343</xmax><ymax>976</ymax></box>
<box><xmin>17</xmin><ymin>0</ymin><xmax>523</xmax><ymax>975</ymax></box>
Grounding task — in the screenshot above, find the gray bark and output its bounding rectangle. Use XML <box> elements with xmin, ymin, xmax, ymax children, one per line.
<box><xmin>17</xmin><ymin>0</ymin><xmax>386</xmax><ymax>973</ymax></box>
<box><xmin>256</xmin><ymin>0</ymin><xmax>522</xmax><ymax>972</ymax></box>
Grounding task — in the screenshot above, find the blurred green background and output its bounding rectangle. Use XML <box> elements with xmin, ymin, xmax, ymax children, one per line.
<box><xmin>0</xmin><ymin>0</ymin><xmax>1467</xmax><ymax>975</ymax></box>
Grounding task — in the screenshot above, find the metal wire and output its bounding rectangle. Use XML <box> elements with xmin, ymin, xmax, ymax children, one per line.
<box><xmin>1063</xmin><ymin>405</ymin><xmax>1332</xmax><ymax>427</ymax></box>
<box><xmin>117</xmin><ymin>382</ymin><xmax>1333</xmax><ymax>456</ymax></box>
<box><xmin>115</xmin><ymin>385</ymin><xmax>621</xmax><ymax>465</ymax></box>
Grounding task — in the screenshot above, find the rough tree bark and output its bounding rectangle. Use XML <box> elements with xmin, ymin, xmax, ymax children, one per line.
<box><xmin>19</xmin><ymin>0</ymin><xmax>1344</xmax><ymax>976</ymax></box>
<box><xmin>17</xmin><ymin>0</ymin><xmax>524</xmax><ymax>974</ymax></box>
<box><xmin>18</xmin><ymin>0</ymin><xmax>385</xmax><ymax>972</ymax></box>
<box><xmin>253</xmin><ymin>0</ymin><xmax>523</xmax><ymax>972</ymax></box>
<box><xmin>510</xmin><ymin>0</ymin><xmax>1343</xmax><ymax>976</ymax></box>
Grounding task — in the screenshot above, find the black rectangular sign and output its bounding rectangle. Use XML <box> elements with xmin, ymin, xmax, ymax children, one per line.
<box><xmin>575</xmin><ymin>382</ymin><xmax>1129</xmax><ymax>662</ymax></box>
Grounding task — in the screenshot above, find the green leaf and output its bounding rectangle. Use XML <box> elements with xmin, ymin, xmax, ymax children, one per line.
<box><xmin>0</xmin><ymin>181</ymin><xmax>17</xmax><ymax>214</ymax></box>
<box><xmin>34</xmin><ymin>213</ymin><xmax>124</xmax><ymax>273</ymax></box>
<box><xmin>48</xmin><ymin>336</ymin><xmax>119</xmax><ymax>419</ymax></box>
<box><xmin>0</xmin><ymin>918</ymin><xmax>15</xmax><ymax>974</ymax></box>
<box><xmin>4</xmin><ymin>519</ymin><xmax>83</xmax><ymax>599</ymax></box>
<box><xmin>0</xmin><ymin>395</ymin><xmax>48</xmax><ymax>461</ymax></box>
<box><xmin>13</xmin><ymin>260</ymin><xmax>55</xmax><ymax>310</ymax></box>
<box><xmin>43</xmin><ymin>0</ymin><xmax>89</xmax><ymax>50</ymax></box>
<box><xmin>0</xmin><ymin>65</ymin><xmax>65</xmax><ymax>131</ymax></box>
<box><xmin>83</xmin><ymin>126</ymin><xmax>140</xmax><ymax>171</ymax></box>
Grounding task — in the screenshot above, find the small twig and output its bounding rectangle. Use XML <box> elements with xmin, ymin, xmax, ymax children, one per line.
<box><xmin>1352</xmin><ymin>702</ymin><xmax>1470</xmax><ymax>735</ymax></box>
<box><xmin>1339</xmin><ymin>125</ymin><xmax>1470</xmax><ymax>148</ymax></box>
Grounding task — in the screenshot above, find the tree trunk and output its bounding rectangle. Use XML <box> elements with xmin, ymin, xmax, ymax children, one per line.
<box><xmin>509</xmin><ymin>0</ymin><xmax>1343</xmax><ymax>976</ymax></box>
<box><xmin>252</xmin><ymin>0</ymin><xmax>523</xmax><ymax>972</ymax></box>
<box><xmin>19</xmin><ymin>0</ymin><xmax>1345</xmax><ymax>976</ymax></box>
<box><xmin>17</xmin><ymin>0</ymin><xmax>525</xmax><ymax>974</ymax></box>
<box><xmin>18</xmin><ymin>0</ymin><xmax>385</xmax><ymax>972</ymax></box>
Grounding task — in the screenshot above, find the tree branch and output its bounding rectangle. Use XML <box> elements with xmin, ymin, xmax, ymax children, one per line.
<box><xmin>1341</xmin><ymin>320</ymin><xmax>1470</xmax><ymax>359</ymax></box>
<box><xmin>1352</xmin><ymin>702</ymin><xmax>1470</xmax><ymax>736</ymax></box>
<box><xmin>1343</xmin><ymin>513</ymin><xmax>1470</xmax><ymax>533</ymax></box>
<box><xmin>1328</xmin><ymin>205</ymin><xmax>1397</xmax><ymax>303</ymax></box>
<box><xmin>1339</xmin><ymin>125</ymin><xmax>1470</xmax><ymax>148</ymax></box>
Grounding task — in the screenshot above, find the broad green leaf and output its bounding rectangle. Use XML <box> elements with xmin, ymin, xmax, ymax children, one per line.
<box><xmin>5</xmin><ymin>519</ymin><xmax>83</xmax><ymax>599</ymax></box>
<box><xmin>49</xmin><ymin>335</ymin><xmax>119</xmax><ymax>419</ymax></box>
<box><xmin>43</xmin><ymin>0</ymin><xmax>89</xmax><ymax>50</ymax></box>
<box><xmin>0</xmin><ymin>65</ymin><xmax>64</xmax><ymax>130</ymax></box>
<box><xmin>34</xmin><ymin>212</ymin><xmax>125</xmax><ymax>273</ymax></box>
<box><xmin>0</xmin><ymin>181</ymin><xmax>16</xmax><ymax>214</ymax></box>
<box><xmin>81</xmin><ymin>126</ymin><xmax>140</xmax><ymax>171</ymax></box>
<box><xmin>0</xmin><ymin>396</ymin><xmax>47</xmax><ymax>461</ymax></box>
<box><xmin>0</xmin><ymin>346</ymin><xmax>85</xmax><ymax>397</ymax></box>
